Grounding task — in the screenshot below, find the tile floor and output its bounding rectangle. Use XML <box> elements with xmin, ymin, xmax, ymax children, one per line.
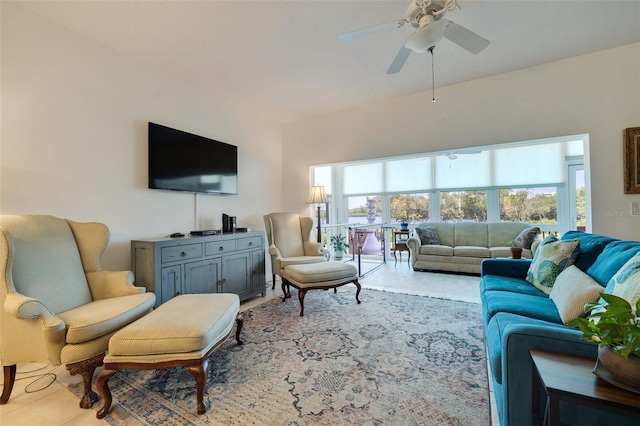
<box><xmin>0</xmin><ymin>261</ymin><xmax>498</xmax><ymax>425</ymax></box>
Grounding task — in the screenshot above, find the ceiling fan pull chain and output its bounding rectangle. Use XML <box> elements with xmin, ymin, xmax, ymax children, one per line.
<box><xmin>430</xmin><ymin>46</ymin><xmax>436</xmax><ymax>103</ymax></box>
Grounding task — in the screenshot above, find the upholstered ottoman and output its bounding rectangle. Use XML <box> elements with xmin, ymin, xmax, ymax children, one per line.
<box><xmin>282</xmin><ymin>262</ymin><xmax>360</xmax><ymax>316</ymax></box>
<box><xmin>95</xmin><ymin>294</ymin><xmax>243</xmax><ymax>418</ymax></box>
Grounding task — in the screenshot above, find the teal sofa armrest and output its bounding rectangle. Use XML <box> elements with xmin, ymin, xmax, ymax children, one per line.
<box><xmin>481</xmin><ymin>258</ymin><xmax>531</xmax><ymax>278</ymax></box>
<box><xmin>500</xmin><ymin>324</ymin><xmax>636</xmax><ymax>426</ymax></box>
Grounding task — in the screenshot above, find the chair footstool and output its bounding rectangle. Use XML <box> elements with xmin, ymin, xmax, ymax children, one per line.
<box><xmin>95</xmin><ymin>294</ymin><xmax>243</xmax><ymax>418</ymax></box>
<box><xmin>282</xmin><ymin>262</ymin><xmax>360</xmax><ymax>316</ymax></box>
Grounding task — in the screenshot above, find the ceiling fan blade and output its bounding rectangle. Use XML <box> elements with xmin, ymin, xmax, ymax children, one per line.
<box><xmin>443</xmin><ymin>20</ymin><xmax>490</xmax><ymax>54</ymax></box>
<box><xmin>387</xmin><ymin>45</ymin><xmax>412</xmax><ymax>74</ymax></box>
<box><xmin>339</xmin><ymin>19</ymin><xmax>408</xmax><ymax>43</ymax></box>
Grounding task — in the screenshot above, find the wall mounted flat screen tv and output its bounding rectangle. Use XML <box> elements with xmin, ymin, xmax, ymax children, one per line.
<box><xmin>148</xmin><ymin>122</ymin><xmax>238</xmax><ymax>195</ymax></box>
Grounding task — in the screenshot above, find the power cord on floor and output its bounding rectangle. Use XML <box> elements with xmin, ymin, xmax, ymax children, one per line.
<box><xmin>0</xmin><ymin>364</ymin><xmax>60</xmax><ymax>394</ymax></box>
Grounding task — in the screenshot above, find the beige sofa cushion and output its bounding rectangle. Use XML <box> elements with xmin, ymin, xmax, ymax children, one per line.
<box><xmin>420</xmin><ymin>223</ymin><xmax>455</xmax><ymax>247</ymax></box>
<box><xmin>454</xmin><ymin>246</ymin><xmax>491</xmax><ymax>258</ymax></box>
<box><xmin>487</xmin><ymin>222</ymin><xmax>532</xmax><ymax>248</ymax></box>
<box><xmin>454</xmin><ymin>223</ymin><xmax>488</xmax><ymax>247</ymax></box>
<box><xmin>419</xmin><ymin>245</ymin><xmax>454</xmax><ymax>256</ymax></box>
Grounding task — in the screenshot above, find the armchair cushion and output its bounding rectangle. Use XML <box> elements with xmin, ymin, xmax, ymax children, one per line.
<box><xmin>279</xmin><ymin>256</ymin><xmax>327</xmax><ymax>270</ymax></box>
<box><xmin>57</xmin><ymin>293</ymin><xmax>156</xmax><ymax>344</ymax></box>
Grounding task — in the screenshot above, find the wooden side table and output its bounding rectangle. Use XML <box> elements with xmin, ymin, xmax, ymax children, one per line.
<box><xmin>392</xmin><ymin>230</ymin><xmax>410</xmax><ymax>266</ymax></box>
<box><xmin>530</xmin><ymin>349</ymin><xmax>640</xmax><ymax>426</ymax></box>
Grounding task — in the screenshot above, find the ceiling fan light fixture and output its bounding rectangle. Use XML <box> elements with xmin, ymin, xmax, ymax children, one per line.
<box><xmin>405</xmin><ymin>19</ymin><xmax>448</xmax><ymax>53</ymax></box>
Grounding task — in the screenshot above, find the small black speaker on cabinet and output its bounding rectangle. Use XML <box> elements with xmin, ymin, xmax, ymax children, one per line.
<box><xmin>222</xmin><ymin>214</ymin><xmax>237</xmax><ymax>233</ymax></box>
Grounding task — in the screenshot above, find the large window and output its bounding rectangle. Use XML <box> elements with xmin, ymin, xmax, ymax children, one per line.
<box><xmin>390</xmin><ymin>193</ymin><xmax>429</xmax><ymax>224</ymax></box>
<box><xmin>311</xmin><ymin>135</ymin><xmax>588</xmax><ymax>233</ymax></box>
<box><xmin>499</xmin><ymin>188</ymin><xmax>558</xmax><ymax>224</ymax></box>
<box><xmin>440</xmin><ymin>191</ymin><xmax>487</xmax><ymax>222</ymax></box>
<box><xmin>347</xmin><ymin>196</ymin><xmax>381</xmax><ymax>225</ymax></box>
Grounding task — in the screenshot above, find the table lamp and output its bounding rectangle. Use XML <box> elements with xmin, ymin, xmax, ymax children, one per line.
<box><xmin>307</xmin><ymin>185</ymin><xmax>328</xmax><ymax>243</ymax></box>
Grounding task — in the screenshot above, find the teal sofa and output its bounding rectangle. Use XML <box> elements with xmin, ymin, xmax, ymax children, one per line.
<box><xmin>480</xmin><ymin>231</ymin><xmax>640</xmax><ymax>426</ymax></box>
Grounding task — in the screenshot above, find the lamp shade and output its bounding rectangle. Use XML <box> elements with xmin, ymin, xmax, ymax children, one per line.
<box><xmin>307</xmin><ymin>185</ymin><xmax>328</xmax><ymax>204</ymax></box>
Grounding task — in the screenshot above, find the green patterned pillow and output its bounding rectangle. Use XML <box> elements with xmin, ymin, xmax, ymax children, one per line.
<box><xmin>526</xmin><ymin>235</ymin><xmax>580</xmax><ymax>294</ymax></box>
<box><xmin>610</xmin><ymin>252</ymin><xmax>640</xmax><ymax>306</ymax></box>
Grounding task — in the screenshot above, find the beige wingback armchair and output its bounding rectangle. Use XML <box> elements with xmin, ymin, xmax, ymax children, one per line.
<box><xmin>0</xmin><ymin>215</ymin><xmax>156</xmax><ymax>409</ymax></box>
<box><xmin>263</xmin><ymin>212</ymin><xmax>326</xmax><ymax>289</ymax></box>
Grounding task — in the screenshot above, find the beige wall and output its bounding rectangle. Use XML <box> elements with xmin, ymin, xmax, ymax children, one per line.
<box><xmin>282</xmin><ymin>43</ymin><xmax>640</xmax><ymax>241</ymax></box>
<box><xmin>0</xmin><ymin>3</ymin><xmax>282</xmax><ymax>271</ymax></box>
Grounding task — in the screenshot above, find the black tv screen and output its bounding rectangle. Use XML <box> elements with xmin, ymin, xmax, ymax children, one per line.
<box><xmin>148</xmin><ymin>122</ymin><xmax>238</xmax><ymax>195</ymax></box>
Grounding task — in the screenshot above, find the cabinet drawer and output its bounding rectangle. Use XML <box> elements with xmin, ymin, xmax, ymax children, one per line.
<box><xmin>205</xmin><ymin>240</ymin><xmax>236</xmax><ymax>256</ymax></box>
<box><xmin>238</xmin><ymin>236</ymin><xmax>262</xmax><ymax>250</ymax></box>
<box><xmin>161</xmin><ymin>244</ymin><xmax>202</xmax><ymax>263</ymax></box>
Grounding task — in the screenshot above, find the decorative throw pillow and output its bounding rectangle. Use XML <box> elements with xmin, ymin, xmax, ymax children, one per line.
<box><xmin>609</xmin><ymin>252</ymin><xmax>640</xmax><ymax>307</ymax></box>
<box><xmin>549</xmin><ymin>265</ymin><xmax>604</xmax><ymax>324</ymax></box>
<box><xmin>415</xmin><ymin>226</ymin><xmax>440</xmax><ymax>245</ymax></box>
<box><xmin>513</xmin><ymin>227</ymin><xmax>541</xmax><ymax>249</ymax></box>
<box><xmin>526</xmin><ymin>235</ymin><xmax>580</xmax><ymax>294</ymax></box>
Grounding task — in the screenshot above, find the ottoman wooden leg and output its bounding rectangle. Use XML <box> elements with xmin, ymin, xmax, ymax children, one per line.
<box><xmin>281</xmin><ymin>278</ymin><xmax>291</xmax><ymax>300</ymax></box>
<box><xmin>96</xmin><ymin>367</ymin><xmax>118</xmax><ymax>419</ymax></box>
<box><xmin>236</xmin><ymin>314</ymin><xmax>244</xmax><ymax>345</ymax></box>
<box><xmin>186</xmin><ymin>360</ymin><xmax>208</xmax><ymax>415</ymax></box>
<box><xmin>298</xmin><ymin>288</ymin><xmax>307</xmax><ymax>316</ymax></box>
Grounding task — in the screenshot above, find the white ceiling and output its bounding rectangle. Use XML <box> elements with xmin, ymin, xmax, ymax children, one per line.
<box><xmin>12</xmin><ymin>0</ymin><xmax>640</xmax><ymax>123</ymax></box>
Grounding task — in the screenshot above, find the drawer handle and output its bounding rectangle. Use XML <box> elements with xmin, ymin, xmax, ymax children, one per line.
<box><xmin>248</xmin><ymin>242</ymin><xmax>253</xmax><ymax>246</ymax></box>
<box><xmin>180</xmin><ymin>252</ymin><xmax>186</xmax><ymax>257</ymax></box>
<box><xmin>219</xmin><ymin>246</ymin><xmax>224</xmax><ymax>251</ymax></box>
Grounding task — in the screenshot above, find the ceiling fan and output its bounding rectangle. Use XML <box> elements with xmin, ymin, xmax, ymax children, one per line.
<box><xmin>339</xmin><ymin>0</ymin><xmax>490</xmax><ymax>75</ymax></box>
<box><xmin>442</xmin><ymin>149</ymin><xmax>483</xmax><ymax>160</ymax></box>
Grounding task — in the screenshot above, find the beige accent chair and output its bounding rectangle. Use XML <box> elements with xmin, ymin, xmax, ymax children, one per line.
<box><xmin>0</xmin><ymin>215</ymin><xmax>156</xmax><ymax>409</ymax></box>
<box><xmin>263</xmin><ymin>212</ymin><xmax>326</xmax><ymax>289</ymax></box>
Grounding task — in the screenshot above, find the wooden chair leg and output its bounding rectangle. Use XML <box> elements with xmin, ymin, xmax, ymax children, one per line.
<box><xmin>272</xmin><ymin>274</ymin><xmax>276</xmax><ymax>289</ymax></box>
<box><xmin>66</xmin><ymin>353</ymin><xmax>105</xmax><ymax>408</ymax></box>
<box><xmin>0</xmin><ymin>365</ymin><xmax>16</xmax><ymax>404</ymax></box>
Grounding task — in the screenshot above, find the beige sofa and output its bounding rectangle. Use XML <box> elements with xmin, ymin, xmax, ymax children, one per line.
<box><xmin>407</xmin><ymin>222</ymin><xmax>539</xmax><ymax>274</ymax></box>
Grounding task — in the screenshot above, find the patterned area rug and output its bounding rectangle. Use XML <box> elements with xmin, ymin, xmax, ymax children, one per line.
<box><xmin>70</xmin><ymin>288</ymin><xmax>489</xmax><ymax>425</ymax></box>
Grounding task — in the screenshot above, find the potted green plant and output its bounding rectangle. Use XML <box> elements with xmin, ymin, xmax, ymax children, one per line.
<box><xmin>568</xmin><ymin>293</ymin><xmax>640</xmax><ymax>387</ymax></box>
<box><xmin>507</xmin><ymin>240</ymin><xmax>523</xmax><ymax>259</ymax></box>
<box><xmin>330</xmin><ymin>234</ymin><xmax>349</xmax><ymax>259</ymax></box>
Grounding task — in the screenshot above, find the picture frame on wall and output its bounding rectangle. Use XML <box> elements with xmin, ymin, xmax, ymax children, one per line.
<box><xmin>623</xmin><ymin>127</ymin><xmax>640</xmax><ymax>194</ymax></box>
